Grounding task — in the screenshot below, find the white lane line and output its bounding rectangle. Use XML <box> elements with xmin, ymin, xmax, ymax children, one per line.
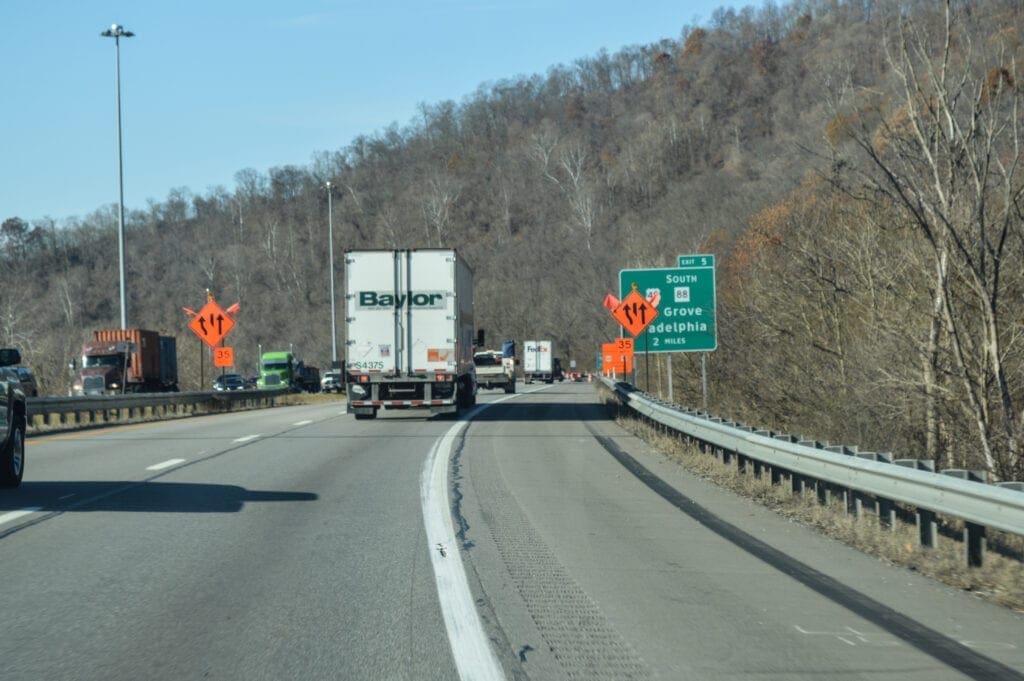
<box><xmin>0</xmin><ymin>507</ymin><xmax>43</xmax><ymax>527</ymax></box>
<box><xmin>421</xmin><ymin>393</ymin><xmax>525</xmax><ymax>681</ymax></box>
<box><xmin>146</xmin><ymin>458</ymin><xmax>186</xmax><ymax>471</ymax></box>
<box><xmin>233</xmin><ymin>434</ymin><xmax>261</xmax><ymax>443</ymax></box>
<box><xmin>293</xmin><ymin>420</ymin><xmax>313</xmax><ymax>426</ymax></box>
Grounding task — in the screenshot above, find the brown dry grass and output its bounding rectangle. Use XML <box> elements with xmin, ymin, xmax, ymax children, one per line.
<box><xmin>603</xmin><ymin>391</ymin><xmax>1024</xmax><ymax>612</ymax></box>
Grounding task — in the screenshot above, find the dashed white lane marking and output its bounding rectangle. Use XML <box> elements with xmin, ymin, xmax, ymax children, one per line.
<box><xmin>293</xmin><ymin>420</ymin><xmax>313</xmax><ymax>426</ymax></box>
<box><xmin>420</xmin><ymin>388</ymin><xmax>538</xmax><ymax>681</ymax></box>
<box><xmin>233</xmin><ymin>434</ymin><xmax>261</xmax><ymax>443</ymax></box>
<box><xmin>146</xmin><ymin>458</ymin><xmax>186</xmax><ymax>471</ymax></box>
<box><xmin>0</xmin><ymin>508</ymin><xmax>43</xmax><ymax>527</ymax></box>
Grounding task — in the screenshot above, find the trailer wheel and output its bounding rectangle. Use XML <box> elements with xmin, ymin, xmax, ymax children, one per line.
<box><xmin>354</xmin><ymin>409</ymin><xmax>377</xmax><ymax>420</ymax></box>
<box><xmin>504</xmin><ymin>381</ymin><xmax>515</xmax><ymax>394</ymax></box>
<box><xmin>0</xmin><ymin>417</ymin><xmax>25</xmax><ymax>488</ymax></box>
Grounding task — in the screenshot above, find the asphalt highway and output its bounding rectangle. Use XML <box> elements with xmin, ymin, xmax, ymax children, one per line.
<box><xmin>0</xmin><ymin>383</ymin><xmax>1020</xmax><ymax>680</ymax></box>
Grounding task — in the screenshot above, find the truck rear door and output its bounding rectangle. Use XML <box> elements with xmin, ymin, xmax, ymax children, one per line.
<box><xmin>346</xmin><ymin>250</ymin><xmax>457</xmax><ymax>376</ymax></box>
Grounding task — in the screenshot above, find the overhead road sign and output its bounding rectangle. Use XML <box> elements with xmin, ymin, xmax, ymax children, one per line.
<box><xmin>619</xmin><ymin>261</ymin><xmax>717</xmax><ymax>353</ymax></box>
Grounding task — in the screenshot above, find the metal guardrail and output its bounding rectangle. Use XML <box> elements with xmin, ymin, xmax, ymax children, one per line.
<box><xmin>602</xmin><ymin>378</ymin><xmax>1024</xmax><ymax>567</ymax></box>
<box><xmin>25</xmin><ymin>389</ymin><xmax>291</xmax><ymax>430</ymax></box>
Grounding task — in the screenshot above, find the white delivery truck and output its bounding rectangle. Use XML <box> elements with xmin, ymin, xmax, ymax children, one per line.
<box><xmin>523</xmin><ymin>340</ymin><xmax>555</xmax><ymax>383</ymax></box>
<box><xmin>344</xmin><ymin>249</ymin><xmax>481</xmax><ymax>419</ymax></box>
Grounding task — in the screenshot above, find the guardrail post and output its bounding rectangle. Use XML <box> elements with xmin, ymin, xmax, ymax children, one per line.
<box><xmin>963</xmin><ymin>522</ymin><xmax>986</xmax><ymax>568</ymax></box>
<box><xmin>816</xmin><ymin>481</ymin><xmax>831</xmax><ymax>506</ymax></box>
<box><xmin>825</xmin><ymin>446</ymin><xmax>856</xmax><ymax>512</ymax></box>
<box><xmin>878</xmin><ymin>498</ymin><xmax>897</xmax><ymax>530</ymax></box>
<box><xmin>894</xmin><ymin>460</ymin><xmax>937</xmax><ymax>548</ymax></box>
<box><xmin>941</xmin><ymin>469</ymin><xmax>989</xmax><ymax>567</ymax></box>
<box><xmin>917</xmin><ymin>509</ymin><xmax>938</xmax><ymax>549</ymax></box>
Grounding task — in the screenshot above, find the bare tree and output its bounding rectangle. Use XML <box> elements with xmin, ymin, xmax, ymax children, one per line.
<box><xmin>834</xmin><ymin>0</ymin><xmax>1024</xmax><ymax>477</ymax></box>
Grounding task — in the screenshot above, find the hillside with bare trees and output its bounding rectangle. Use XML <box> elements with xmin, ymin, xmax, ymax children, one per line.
<box><xmin>3</xmin><ymin>0</ymin><xmax>1023</xmax><ymax>478</ymax></box>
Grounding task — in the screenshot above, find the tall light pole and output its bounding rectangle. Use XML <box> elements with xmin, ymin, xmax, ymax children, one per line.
<box><xmin>101</xmin><ymin>23</ymin><xmax>134</xmax><ymax>330</ymax></box>
<box><xmin>326</xmin><ymin>181</ymin><xmax>338</xmax><ymax>367</ymax></box>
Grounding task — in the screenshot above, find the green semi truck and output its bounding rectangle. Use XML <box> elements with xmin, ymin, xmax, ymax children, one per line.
<box><xmin>257</xmin><ymin>351</ymin><xmax>320</xmax><ymax>392</ymax></box>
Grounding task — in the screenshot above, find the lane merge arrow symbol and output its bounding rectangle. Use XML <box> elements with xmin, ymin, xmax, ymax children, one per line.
<box><xmin>188</xmin><ymin>300</ymin><xmax>236</xmax><ymax>347</ymax></box>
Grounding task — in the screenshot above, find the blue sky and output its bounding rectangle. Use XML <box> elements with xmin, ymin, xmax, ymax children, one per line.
<box><xmin>2</xmin><ymin>0</ymin><xmax>756</xmax><ymax>224</ymax></box>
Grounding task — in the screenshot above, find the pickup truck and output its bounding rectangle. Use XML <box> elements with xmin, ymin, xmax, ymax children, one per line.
<box><xmin>473</xmin><ymin>349</ymin><xmax>516</xmax><ymax>394</ymax></box>
<box><xmin>0</xmin><ymin>348</ymin><xmax>26</xmax><ymax>487</ymax></box>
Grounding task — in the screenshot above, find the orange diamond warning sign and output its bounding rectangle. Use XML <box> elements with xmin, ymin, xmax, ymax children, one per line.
<box><xmin>188</xmin><ymin>300</ymin><xmax>235</xmax><ymax>348</ymax></box>
<box><xmin>611</xmin><ymin>290</ymin><xmax>659</xmax><ymax>337</ymax></box>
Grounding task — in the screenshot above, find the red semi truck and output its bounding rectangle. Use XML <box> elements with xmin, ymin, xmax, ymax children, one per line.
<box><xmin>72</xmin><ymin>329</ymin><xmax>178</xmax><ymax>395</ymax></box>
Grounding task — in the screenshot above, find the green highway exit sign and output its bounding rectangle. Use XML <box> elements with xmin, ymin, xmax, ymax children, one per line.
<box><xmin>619</xmin><ymin>255</ymin><xmax>717</xmax><ymax>353</ymax></box>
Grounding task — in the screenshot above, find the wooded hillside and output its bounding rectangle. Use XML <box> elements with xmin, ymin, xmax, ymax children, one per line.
<box><xmin>3</xmin><ymin>0</ymin><xmax>1023</xmax><ymax>478</ymax></box>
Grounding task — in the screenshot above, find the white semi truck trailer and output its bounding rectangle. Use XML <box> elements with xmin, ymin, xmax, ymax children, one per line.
<box><xmin>344</xmin><ymin>249</ymin><xmax>481</xmax><ymax>419</ymax></box>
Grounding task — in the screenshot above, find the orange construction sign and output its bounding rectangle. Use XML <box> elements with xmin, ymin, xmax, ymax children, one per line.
<box><xmin>601</xmin><ymin>339</ymin><xmax>634</xmax><ymax>375</ymax></box>
<box><xmin>611</xmin><ymin>290</ymin><xmax>659</xmax><ymax>337</ymax></box>
<box><xmin>213</xmin><ymin>346</ymin><xmax>234</xmax><ymax>368</ymax></box>
<box><xmin>188</xmin><ymin>300</ymin><xmax>236</xmax><ymax>348</ymax></box>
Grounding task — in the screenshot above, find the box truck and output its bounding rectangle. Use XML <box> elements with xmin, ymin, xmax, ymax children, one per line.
<box><xmin>345</xmin><ymin>249</ymin><xmax>481</xmax><ymax>419</ymax></box>
<box><xmin>72</xmin><ymin>329</ymin><xmax>178</xmax><ymax>395</ymax></box>
<box><xmin>523</xmin><ymin>340</ymin><xmax>555</xmax><ymax>383</ymax></box>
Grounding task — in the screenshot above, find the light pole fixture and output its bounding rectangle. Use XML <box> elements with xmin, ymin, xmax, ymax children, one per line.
<box><xmin>101</xmin><ymin>23</ymin><xmax>134</xmax><ymax>330</ymax></box>
<box><xmin>326</xmin><ymin>181</ymin><xmax>339</xmax><ymax>367</ymax></box>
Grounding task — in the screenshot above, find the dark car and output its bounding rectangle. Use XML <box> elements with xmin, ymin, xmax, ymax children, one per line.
<box><xmin>14</xmin><ymin>366</ymin><xmax>38</xmax><ymax>397</ymax></box>
<box><xmin>213</xmin><ymin>373</ymin><xmax>247</xmax><ymax>391</ymax></box>
<box><xmin>0</xmin><ymin>348</ymin><xmax>26</xmax><ymax>487</ymax></box>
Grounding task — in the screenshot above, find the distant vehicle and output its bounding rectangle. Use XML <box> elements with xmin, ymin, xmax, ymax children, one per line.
<box><xmin>0</xmin><ymin>347</ymin><xmax>26</xmax><ymax>487</ymax></box>
<box><xmin>13</xmin><ymin>367</ymin><xmax>38</xmax><ymax>397</ymax></box>
<box><xmin>321</xmin><ymin>370</ymin><xmax>344</xmax><ymax>393</ymax></box>
<box><xmin>257</xmin><ymin>351</ymin><xmax>296</xmax><ymax>391</ymax></box>
<box><xmin>474</xmin><ymin>341</ymin><xmax>516</xmax><ymax>394</ymax></box>
<box><xmin>213</xmin><ymin>373</ymin><xmax>247</xmax><ymax>391</ymax></box>
<box><xmin>72</xmin><ymin>328</ymin><xmax>178</xmax><ymax>395</ymax></box>
<box><xmin>296</xmin><ymin>362</ymin><xmax>321</xmax><ymax>393</ymax></box>
<box><xmin>257</xmin><ymin>352</ymin><xmax>320</xmax><ymax>392</ymax></box>
<box><xmin>523</xmin><ymin>340</ymin><xmax>555</xmax><ymax>383</ymax></box>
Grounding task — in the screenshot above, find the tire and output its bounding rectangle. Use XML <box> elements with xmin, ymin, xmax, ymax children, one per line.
<box><xmin>354</xmin><ymin>409</ymin><xmax>377</xmax><ymax>420</ymax></box>
<box><xmin>504</xmin><ymin>381</ymin><xmax>515</xmax><ymax>394</ymax></box>
<box><xmin>0</xmin><ymin>418</ymin><xmax>25</xmax><ymax>488</ymax></box>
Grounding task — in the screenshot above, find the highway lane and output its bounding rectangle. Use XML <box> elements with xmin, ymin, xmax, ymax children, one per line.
<box><xmin>1</xmin><ymin>385</ymin><xmax>1021</xmax><ymax>680</ymax></box>
<box><xmin>0</xmin><ymin>401</ymin><xmax>461</xmax><ymax>680</ymax></box>
<box><xmin>457</xmin><ymin>383</ymin><xmax>1024</xmax><ymax>680</ymax></box>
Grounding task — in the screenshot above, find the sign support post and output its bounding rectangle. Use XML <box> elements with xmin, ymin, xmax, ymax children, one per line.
<box><xmin>644</xmin><ymin>329</ymin><xmax>651</xmax><ymax>392</ymax></box>
<box><xmin>701</xmin><ymin>353</ymin><xmax>708</xmax><ymax>412</ymax></box>
<box><xmin>667</xmin><ymin>354</ymin><xmax>673</xmax><ymax>402</ymax></box>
